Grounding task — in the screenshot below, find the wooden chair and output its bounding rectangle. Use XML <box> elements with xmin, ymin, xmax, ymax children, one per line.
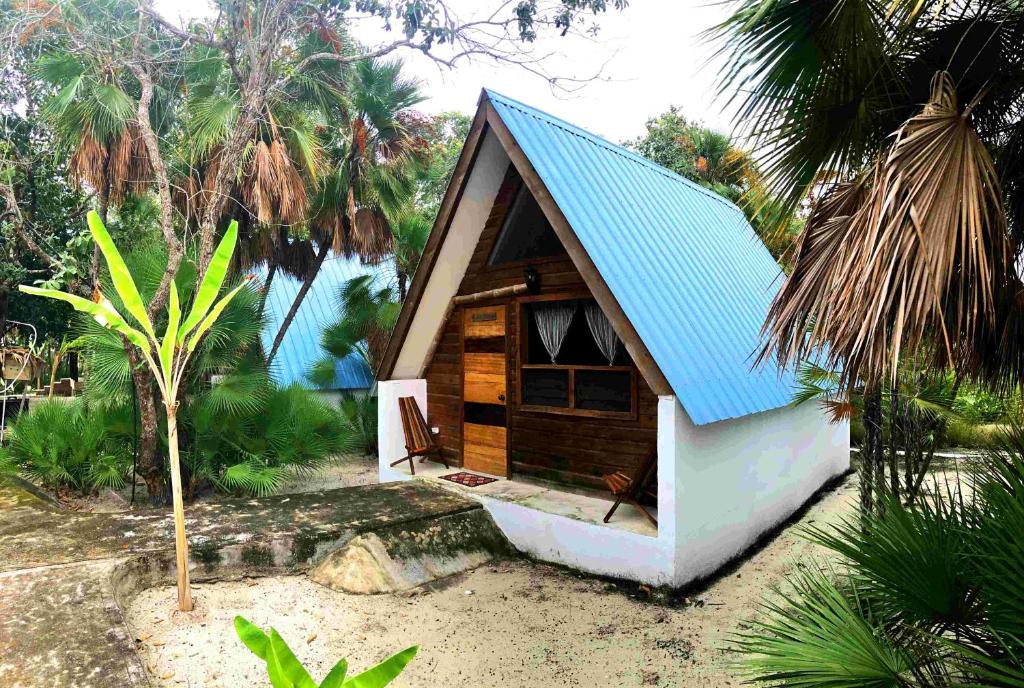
<box><xmin>390</xmin><ymin>396</ymin><xmax>450</xmax><ymax>476</ymax></box>
<box><xmin>602</xmin><ymin>449</ymin><xmax>658</xmax><ymax>526</ymax></box>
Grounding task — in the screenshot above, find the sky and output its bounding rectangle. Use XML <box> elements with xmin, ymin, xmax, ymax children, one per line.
<box><xmin>152</xmin><ymin>0</ymin><xmax>741</xmax><ymax>146</ymax></box>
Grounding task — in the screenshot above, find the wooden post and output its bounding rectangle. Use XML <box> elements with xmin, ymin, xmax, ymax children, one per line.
<box><xmin>166</xmin><ymin>403</ymin><xmax>193</xmax><ymax>611</ymax></box>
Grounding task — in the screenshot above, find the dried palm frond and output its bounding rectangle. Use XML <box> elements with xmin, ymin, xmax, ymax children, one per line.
<box><xmin>762</xmin><ymin>72</ymin><xmax>1012</xmax><ymax>390</ymax></box>
<box><xmin>350</xmin><ymin>207</ymin><xmax>393</xmax><ymax>263</ymax></box>
<box><xmin>269</xmin><ymin>138</ymin><xmax>307</xmax><ymax>224</ymax></box>
<box><xmin>107</xmin><ymin>124</ymin><xmax>152</xmax><ymax>202</ymax></box>
<box><xmin>246</xmin><ymin>139</ymin><xmax>277</xmax><ymax>225</ymax></box>
<box><xmin>760</xmin><ymin>174</ymin><xmax>872</xmax><ymax>368</ymax></box>
<box><xmin>242</xmin><ymin>138</ymin><xmax>308</xmax><ymax>226</ymax></box>
<box><xmin>68</xmin><ymin>126</ymin><xmax>106</xmax><ymax>192</ymax></box>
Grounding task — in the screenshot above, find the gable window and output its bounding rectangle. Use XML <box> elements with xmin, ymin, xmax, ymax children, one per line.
<box><xmin>488</xmin><ymin>185</ymin><xmax>566</xmax><ymax>265</ymax></box>
<box><xmin>517</xmin><ymin>296</ymin><xmax>637</xmax><ymax>418</ymax></box>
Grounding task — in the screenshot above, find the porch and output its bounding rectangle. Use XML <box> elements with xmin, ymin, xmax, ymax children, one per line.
<box><xmin>382</xmin><ymin>458</ymin><xmax>658</xmax><ymax>538</ymax></box>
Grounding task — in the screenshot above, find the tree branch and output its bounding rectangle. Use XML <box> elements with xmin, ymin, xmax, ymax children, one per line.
<box><xmin>128</xmin><ymin>6</ymin><xmax>183</xmax><ymax>319</ymax></box>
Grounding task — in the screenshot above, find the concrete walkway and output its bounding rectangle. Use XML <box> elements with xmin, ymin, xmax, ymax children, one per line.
<box><xmin>0</xmin><ymin>480</ymin><xmax>482</xmax><ymax>687</ymax></box>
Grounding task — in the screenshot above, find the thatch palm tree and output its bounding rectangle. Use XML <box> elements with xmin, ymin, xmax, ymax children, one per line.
<box><xmin>36</xmin><ymin>54</ymin><xmax>155</xmax><ymax>286</ymax></box>
<box><xmin>715</xmin><ymin>0</ymin><xmax>1023</xmax><ymax>390</ymax></box>
<box><xmin>265</xmin><ymin>58</ymin><xmax>428</xmax><ymax>365</ymax></box>
<box><xmin>714</xmin><ymin>0</ymin><xmax>1024</xmax><ymax>487</ymax></box>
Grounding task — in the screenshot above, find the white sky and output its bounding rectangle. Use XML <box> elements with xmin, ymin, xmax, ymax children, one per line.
<box><xmin>153</xmin><ymin>0</ymin><xmax>741</xmax><ymax>145</ymax></box>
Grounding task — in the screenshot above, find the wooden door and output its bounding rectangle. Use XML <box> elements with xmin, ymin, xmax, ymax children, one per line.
<box><xmin>462</xmin><ymin>305</ymin><xmax>508</xmax><ymax>476</ymax></box>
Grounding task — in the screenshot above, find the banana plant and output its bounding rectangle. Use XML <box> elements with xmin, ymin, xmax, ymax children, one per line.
<box><xmin>235</xmin><ymin>616</ymin><xmax>417</xmax><ymax>688</ymax></box>
<box><xmin>19</xmin><ymin>210</ymin><xmax>245</xmax><ymax>611</ymax></box>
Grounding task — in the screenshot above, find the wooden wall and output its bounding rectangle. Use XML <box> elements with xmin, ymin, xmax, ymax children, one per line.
<box><xmin>424</xmin><ymin>165</ymin><xmax>658</xmax><ymax>488</ymax></box>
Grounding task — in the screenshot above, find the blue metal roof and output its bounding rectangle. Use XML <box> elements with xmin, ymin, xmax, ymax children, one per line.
<box><xmin>257</xmin><ymin>253</ymin><xmax>392</xmax><ymax>390</ymax></box>
<box><xmin>486</xmin><ymin>90</ymin><xmax>796</xmax><ymax>425</ymax></box>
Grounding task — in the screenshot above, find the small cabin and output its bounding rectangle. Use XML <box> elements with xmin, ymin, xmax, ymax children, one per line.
<box><xmin>376</xmin><ymin>90</ymin><xmax>849</xmax><ymax>587</ymax></box>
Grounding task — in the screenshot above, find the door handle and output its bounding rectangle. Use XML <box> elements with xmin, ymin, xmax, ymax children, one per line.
<box><xmin>498</xmin><ymin>393</ymin><xmax>506</xmax><ymax>402</ymax></box>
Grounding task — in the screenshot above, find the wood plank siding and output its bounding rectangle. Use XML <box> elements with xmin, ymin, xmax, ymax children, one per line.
<box><xmin>424</xmin><ymin>165</ymin><xmax>658</xmax><ymax>488</ymax></box>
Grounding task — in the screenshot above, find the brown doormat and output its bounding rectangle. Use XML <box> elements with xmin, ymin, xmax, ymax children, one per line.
<box><xmin>439</xmin><ymin>472</ymin><xmax>499</xmax><ymax>488</ymax></box>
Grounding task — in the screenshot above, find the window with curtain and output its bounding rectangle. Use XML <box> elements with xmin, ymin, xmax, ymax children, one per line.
<box><xmin>519</xmin><ymin>297</ymin><xmax>635</xmax><ymax>417</ymax></box>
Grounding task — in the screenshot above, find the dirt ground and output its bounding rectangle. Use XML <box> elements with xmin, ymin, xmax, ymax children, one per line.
<box><xmin>126</xmin><ymin>475</ymin><xmax>862</xmax><ymax>688</ymax></box>
<box><xmin>55</xmin><ymin>454</ymin><xmax>380</xmax><ymax>512</ymax></box>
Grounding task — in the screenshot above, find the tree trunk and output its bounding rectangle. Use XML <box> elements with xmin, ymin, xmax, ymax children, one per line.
<box><xmin>0</xmin><ymin>288</ymin><xmax>8</xmax><ymax>345</ymax></box>
<box><xmin>862</xmin><ymin>383</ymin><xmax>884</xmax><ymax>516</ymax></box>
<box><xmin>266</xmin><ymin>241</ymin><xmax>330</xmax><ymax>366</ymax></box>
<box><xmin>259</xmin><ymin>260</ymin><xmax>278</xmax><ymax>315</ymax></box>
<box><xmin>398</xmin><ymin>271</ymin><xmax>408</xmax><ymax>302</ymax></box>
<box><xmin>166</xmin><ymin>403</ymin><xmax>193</xmax><ymax>612</ymax></box>
<box><xmin>127</xmin><ymin>346</ymin><xmax>164</xmax><ymax>501</ymax></box>
<box><xmin>888</xmin><ymin>381</ymin><xmax>900</xmax><ymax>498</ymax></box>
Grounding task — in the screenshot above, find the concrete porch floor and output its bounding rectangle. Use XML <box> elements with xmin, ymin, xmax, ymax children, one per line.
<box><xmin>388</xmin><ymin>460</ymin><xmax>658</xmax><ymax>537</ymax></box>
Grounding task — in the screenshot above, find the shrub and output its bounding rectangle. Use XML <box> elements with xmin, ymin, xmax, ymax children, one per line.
<box><xmin>183</xmin><ymin>381</ymin><xmax>350</xmax><ymax>497</ymax></box>
<box><xmin>0</xmin><ymin>398</ymin><xmax>130</xmax><ymax>493</ymax></box>
<box><xmin>732</xmin><ymin>424</ymin><xmax>1024</xmax><ymax>685</ymax></box>
<box><xmin>338</xmin><ymin>392</ymin><xmax>378</xmax><ymax>456</ymax></box>
<box><xmin>943</xmin><ymin>419</ymin><xmax>1006</xmax><ymax>449</ymax></box>
<box><xmin>952</xmin><ymin>390</ymin><xmax>1006</xmax><ymax>423</ymax></box>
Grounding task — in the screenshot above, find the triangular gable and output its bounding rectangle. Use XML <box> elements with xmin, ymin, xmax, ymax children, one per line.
<box><xmin>380</xmin><ymin>90</ymin><xmax>796</xmax><ymax>425</ymax></box>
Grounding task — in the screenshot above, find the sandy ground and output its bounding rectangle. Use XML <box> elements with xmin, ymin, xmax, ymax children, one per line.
<box><xmin>126</xmin><ymin>475</ymin><xmax>862</xmax><ymax>688</ymax></box>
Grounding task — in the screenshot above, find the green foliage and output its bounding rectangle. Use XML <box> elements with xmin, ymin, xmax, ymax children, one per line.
<box><xmin>184</xmin><ymin>382</ymin><xmax>350</xmax><ymax>497</ymax></box>
<box><xmin>416</xmin><ymin>111</ymin><xmax>472</xmax><ymax>219</ymax></box>
<box><xmin>943</xmin><ymin>421</ymin><xmax>1006</xmax><ymax>450</ymax></box>
<box><xmin>313</xmin><ymin>274</ymin><xmax>399</xmax><ymax>378</ymax></box>
<box><xmin>70</xmin><ymin>240</ymin><xmax>349</xmax><ymax>498</ymax></box>
<box><xmin>0</xmin><ymin>398</ymin><xmax>130</xmax><ymax>493</ymax></box>
<box><xmin>337</xmin><ymin>393</ymin><xmax>378</xmax><ymax>456</ymax></box>
<box><xmin>625</xmin><ymin>107</ymin><xmax>800</xmax><ymax>262</ymax></box>
<box><xmin>953</xmin><ymin>392</ymin><xmax>1007</xmax><ymax>424</ymax></box>
<box><xmin>733</xmin><ymin>425</ymin><xmax>1024</xmax><ymax>685</ymax></box>
<box><xmin>234</xmin><ymin>616</ymin><xmax>416</xmax><ymax>688</ymax></box>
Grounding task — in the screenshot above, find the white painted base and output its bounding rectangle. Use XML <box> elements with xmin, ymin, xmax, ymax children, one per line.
<box><xmin>378</xmin><ymin>382</ymin><xmax>849</xmax><ymax>588</ymax></box>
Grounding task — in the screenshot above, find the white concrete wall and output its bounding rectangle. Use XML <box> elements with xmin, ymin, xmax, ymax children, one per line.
<box><xmin>668</xmin><ymin>397</ymin><xmax>849</xmax><ymax>585</ymax></box>
<box><xmin>377</xmin><ymin>379</ymin><xmax>427</xmax><ymax>475</ymax></box>
<box><xmin>391</xmin><ymin>132</ymin><xmax>510</xmax><ymax>379</ymax></box>
<box><xmin>377</xmin><ymin>384</ymin><xmax>848</xmax><ymax>587</ymax></box>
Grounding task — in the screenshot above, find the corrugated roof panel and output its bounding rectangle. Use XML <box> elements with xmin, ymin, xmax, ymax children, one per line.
<box><xmin>256</xmin><ymin>253</ymin><xmax>393</xmax><ymax>390</ymax></box>
<box><xmin>486</xmin><ymin>90</ymin><xmax>796</xmax><ymax>425</ymax></box>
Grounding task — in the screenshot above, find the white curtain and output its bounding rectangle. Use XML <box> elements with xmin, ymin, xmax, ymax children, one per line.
<box><xmin>533</xmin><ymin>301</ymin><xmax>577</xmax><ymax>364</ymax></box>
<box><xmin>584</xmin><ymin>300</ymin><xmax>620</xmax><ymax>365</ymax></box>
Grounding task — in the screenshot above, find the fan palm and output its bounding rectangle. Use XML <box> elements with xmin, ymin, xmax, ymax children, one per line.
<box><xmin>36</xmin><ymin>53</ymin><xmax>153</xmax><ymax>215</ymax></box>
<box><xmin>309</xmin><ymin>274</ymin><xmax>400</xmax><ymax>387</ymax></box>
<box><xmin>265</xmin><ymin>59</ymin><xmax>427</xmax><ymax>365</ymax></box>
<box><xmin>714</xmin><ymin>0</ymin><xmax>1024</xmax><ymax>393</ymax></box>
<box><xmin>733</xmin><ymin>426</ymin><xmax>1024</xmax><ymax>685</ymax></box>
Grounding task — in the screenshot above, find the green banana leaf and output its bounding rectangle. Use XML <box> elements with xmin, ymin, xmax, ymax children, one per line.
<box><xmin>186</xmin><ymin>280</ymin><xmax>248</xmax><ymax>353</ymax></box>
<box><xmin>86</xmin><ymin>211</ymin><xmax>156</xmax><ymax>340</ymax></box>
<box><xmin>343</xmin><ymin>647</ymin><xmax>417</xmax><ymax>687</ymax></box>
<box><xmin>267</xmin><ymin>630</ymin><xmax>318</xmax><ymax>688</ymax></box>
<box><xmin>319</xmin><ymin>659</ymin><xmax>349</xmax><ymax>688</ymax></box>
<box><xmin>179</xmin><ymin>220</ymin><xmax>238</xmax><ymax>342</ymax></box>
<box><xmin>159</xmin><ymin>281</ymin><xmax>181</xmax><ymax>389</ymax></box>
<box><xmin>234</xmin><ymin>616</ymin><xmax>270</xmax><ymax>660</ymax></box>
<box><xmin>18</xmin><ymin>285</ymin><xmax>148</xmax><ymax>349</ymax></box>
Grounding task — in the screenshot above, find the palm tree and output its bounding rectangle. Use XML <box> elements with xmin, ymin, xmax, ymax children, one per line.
<box><xmin>714</xmin><ymin>0</ymin><xmax>1024</xmax><ymax>486</ymax></box>
<box><xmin>714</xmin><ymin>0</ymin><xmax>1023</xmax><ymax>391</ymax></box>
<box><xmin>265</xmin><ymin>58</ymin><xmax>428</xmax><ymax>365</ymax></box>
<box><xmin>309</xmin><ymin>274</ymin><xmax>400</xmax><ymax>386</ymax></box>
<box><xmin>36</xmin><ymin>53</ymin><xmax>155</xmax><ymax>287</ymax></box>
<box><xmin>733</xmin><ymin>425</ymin><xmax>1024</xmax><ymax>685</ymax></box>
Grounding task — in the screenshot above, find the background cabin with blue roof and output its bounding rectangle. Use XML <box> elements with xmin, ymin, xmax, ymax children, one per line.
<box><xmin>375</xmin><ymin>90</ymin><xmax>849</xmax><ymax>588</ymax></box>
<box><xmin>259</xmin><ymin>253</ymin><xmax>390</xmax><ymax>402</ymax></box>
